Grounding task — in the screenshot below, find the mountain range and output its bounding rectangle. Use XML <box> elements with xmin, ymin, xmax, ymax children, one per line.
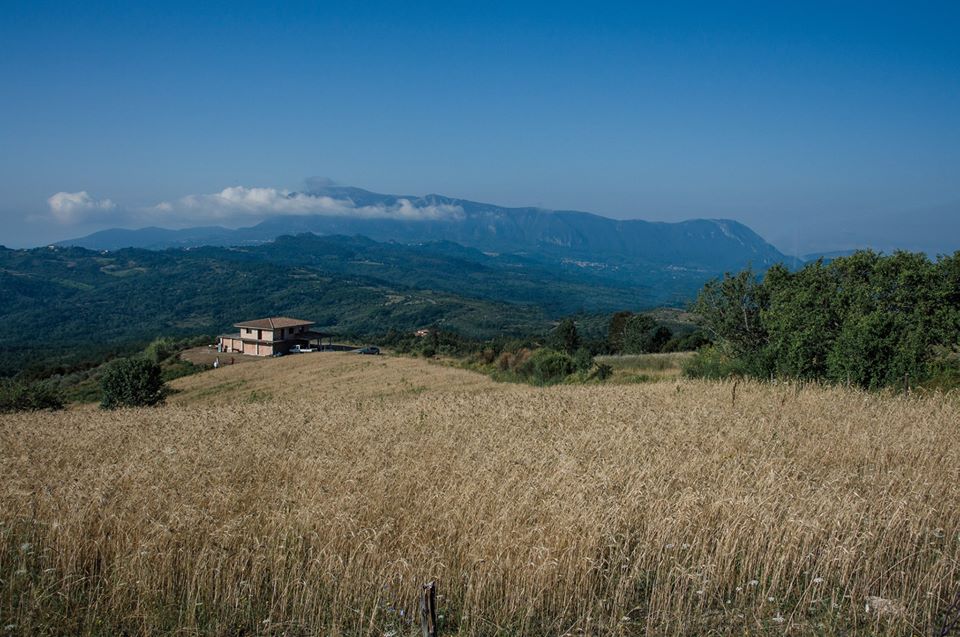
<box><xmin>58</xmin><ymin>186</ymin><xmax>792</xmax><ymax>276</ymax></box>
<box><xmin>0</xmin><ymin>187</ymin><xmax>806</xmax><ymax>376</ymax></box>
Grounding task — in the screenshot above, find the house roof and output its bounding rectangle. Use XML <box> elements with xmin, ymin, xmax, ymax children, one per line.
<box><xmin>233</xmin><ymin>316</ymin><xmax>315</xmax><ymax>330</ymax></box>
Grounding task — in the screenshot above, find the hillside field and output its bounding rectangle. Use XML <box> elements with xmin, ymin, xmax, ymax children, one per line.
<box><xmin>2</xmin><ymin>353</ymin><xmax>960</xmax><ymax>635</ymax></box>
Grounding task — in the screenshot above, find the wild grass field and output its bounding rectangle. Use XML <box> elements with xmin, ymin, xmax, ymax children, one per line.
<box><xmin>2</xmin><ymin>353</ymin><xmax>959</xmax><ymax>635</ymax></box>
<box><xmin>594</xmin><ymin>352</ymin><xmax>693</xmax><ymax>383</ymax></box>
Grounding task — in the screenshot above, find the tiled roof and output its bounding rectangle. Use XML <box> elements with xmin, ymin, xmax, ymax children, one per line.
<box><xmin>233</xmin><ymin>317</ymin><xmax>315</xmax><ymax>329</ymax></box>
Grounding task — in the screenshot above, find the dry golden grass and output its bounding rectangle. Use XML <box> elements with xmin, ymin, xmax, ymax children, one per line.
<box><xmin>2</xmin><ymin>354</ymin><xmax>959</xmax><ymax>635</ymax></box>
<box><xmin>166</xmin><ymin>351</ymin><xmax>498</xmax><ymax>405</ymax></box>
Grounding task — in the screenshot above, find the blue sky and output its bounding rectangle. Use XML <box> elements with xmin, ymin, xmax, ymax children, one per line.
<box><xmin>2</xmin><ymin>1</ymin><xmax>959</xmax><ymax>254</ymax></box>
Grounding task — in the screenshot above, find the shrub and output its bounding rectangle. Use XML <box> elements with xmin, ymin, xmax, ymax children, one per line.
<box><xmin>682</xmin><ymin>345</ymin><xmax>747</xmax><ymax>380</ymax></box>
<box><xmin>0</xmin><ymin>379</ymin><xmax>65</xmax><ymax>413</ymax></box>
<box><xmin>593</xmin><ymin>363</ymin><xmax>613</xmax><ymax>381</ymax></box>
<box><xmin>144</xmin><ymin>337</ymin><xmax>177</xmax><ymax>363</ymax></box>
<box><xmin>573</xmin><ymin>348</ymin><xmax>594</xmax><ymax>374</ymax></box>
<box><xmin>100</xmin><ymin>357</ymin><xmax>166</xmax><ymax>409</ymax></box>
<box><xmin>520</xmin><ymin>348</ymin><xmax>575</xmax><ymax>385</ymax></box>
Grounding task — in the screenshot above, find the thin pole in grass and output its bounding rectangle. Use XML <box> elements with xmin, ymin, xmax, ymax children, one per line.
<box><xmin>420</xmin><ymin>581</ymin><xmax>438</xmax><ymax>637</ymax></box>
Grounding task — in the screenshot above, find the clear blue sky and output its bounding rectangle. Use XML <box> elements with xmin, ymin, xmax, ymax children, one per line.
<box><xmin>2</xmin><ymin>1</ymin><xmax>959</xmax><ymax>254</ymax></box>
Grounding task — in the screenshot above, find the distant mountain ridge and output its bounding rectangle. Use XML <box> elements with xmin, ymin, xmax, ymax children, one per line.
<box><xmin>57</xmin><ymin>186</ymin><xmax>790</xmax><ymax>273</ymax></box>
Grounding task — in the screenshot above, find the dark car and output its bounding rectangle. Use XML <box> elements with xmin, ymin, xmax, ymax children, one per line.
<box><xmin>356</xmin><ymin>346</ymin><xmax>380</xmax><ymax>355</ymax></box>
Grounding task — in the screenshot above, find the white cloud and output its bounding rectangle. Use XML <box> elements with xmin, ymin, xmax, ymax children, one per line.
<box><xmin>149</xmin><ymin>186</ymin><xmax>464</xmax><ymax>224</ymax></box>
<box><xmin>47</xmin><ymin>191</ymin><xmax>116</xmax><ymax>223</ymax></box>
<box><xmin>42</xmin><ymin>185</ymin><xmax>465</xmax><ymax>227</ymax></box>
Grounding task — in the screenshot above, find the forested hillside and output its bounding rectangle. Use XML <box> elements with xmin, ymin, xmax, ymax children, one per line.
<box><xmin>0</xmin><ymin>235</ymin><xmax>660</xmax><ymax>377</ymax></box>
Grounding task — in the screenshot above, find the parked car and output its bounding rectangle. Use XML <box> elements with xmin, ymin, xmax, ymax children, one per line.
<box><xmin>356</xmin><ymin>346</ymin><xmax>380</xmax><ymax>355</ymax></box>
<box><xmin>290</xmin><ymin>345</ymin><xmax>316</xmax><ymax>353</ymax></box>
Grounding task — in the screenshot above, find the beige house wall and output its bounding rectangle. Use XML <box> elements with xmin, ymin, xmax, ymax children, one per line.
<box><xmin>220</xmin><ymin>337</ymin><xmax>243</xmax><ymax>353</ymax></box>
<box><xmin>238</xmin><ymin>327</ymin><xmax>274</xmax><ymax>341</ymax></box>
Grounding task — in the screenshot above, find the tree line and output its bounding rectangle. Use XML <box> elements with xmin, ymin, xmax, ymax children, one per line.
<box><xmin>689</xmin><ymin>250</ymin><xmax>960</xmax><ymax>390</ymax></box>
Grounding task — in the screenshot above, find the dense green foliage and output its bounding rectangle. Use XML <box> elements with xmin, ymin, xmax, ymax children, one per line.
<box><xmin>0</xmin><ymin>236</ymin><xmax>710</xmax><ymax>390</ymax></box>
<box><xmin>605</xmin><ymin>310</ymin><xmax>706</xmax><ymax>355</ymax></box>
<box><xmin>689</xmin><ymin>251</ymin><xmax>960</xmax><ymax>389</ymax></box>
<box><xmin>1</xmin><ymin>235</ymin><xmax>673</xmax><ymax>378</ymax></box>
<box><xmin>0</xmin><ymin>241</ymin><xmax>556</xmax><ymax>377</ymax></box>
<box><xmin>551</xmin><ymin>318</ymin><xmax>581</xmax><ymax>354</ymax></box>
<box><xmin>519</xmin><ymin>348</ymin><xmax>576</xmax><ymax>385</ymax></box>
<box><xmin>99</xmin><ymin>357</ymin><xmax>166</xmax><ymax>409</ymax></box>
<box><xmin>0</xmin><ymin>379</ymin><xmax>64</xmax><ymax>413</ymax></box>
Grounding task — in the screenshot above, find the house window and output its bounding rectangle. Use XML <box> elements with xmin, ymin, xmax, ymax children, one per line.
<box><xmin>257</xmin><ymin>329</ymin><xmax>262</xmax><ymax>340</ymax></box>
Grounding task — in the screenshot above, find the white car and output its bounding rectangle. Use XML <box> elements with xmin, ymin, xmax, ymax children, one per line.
<box><xmin>290</xmin><ymin>345</ymin><xmax>316</xmax><ymax>353</ymax></box>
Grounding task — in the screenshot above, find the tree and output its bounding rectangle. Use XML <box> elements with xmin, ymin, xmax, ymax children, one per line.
<box><xmin>621</xmin><ymin>314</ymin><xmax>657</xmax><ymax>354</ymax></box>
<box><xmin>0</xmin><ymin>379</ymin><xmax>64</xmax><ymax>413</ymax></box>
<box><xmin>607</xmin><ymin>311</ymin><xmax>634</xmax><ymax>353</ymax></box>
<box><xmin>692</xmin><ymin>268</ymin><xmax>770</xmax><ymax>374</ymax></box>
<box><xmin>551</xmin><ymin>318</ymin><xmax>581</xmax><ymax>354</ymax></box>
<box><xmin>689</xmin><ymin>250</ymin><xmax>960</xmax><ymax>389</ymax></box>
<box><xmin>100</xmin><ymin>357</ymin><xmax>166</xmax><ymax>409</ymax></box>
<box><xmin>641</xmin><ymin>326</ymin><xmax>673</xmax><ymax>353</ymax></box>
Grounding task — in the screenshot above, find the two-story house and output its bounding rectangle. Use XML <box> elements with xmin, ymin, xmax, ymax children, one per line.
<box><xmin>218</xmin><ymin>317</ymin><xmax>328</xmax><ymax>356</ymax></box>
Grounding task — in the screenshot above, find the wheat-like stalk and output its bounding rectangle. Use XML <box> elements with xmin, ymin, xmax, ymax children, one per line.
<box><xmin>2</xmin><ymin>355</ymin><xmax>958</xmax><ymax>635</ymax></box>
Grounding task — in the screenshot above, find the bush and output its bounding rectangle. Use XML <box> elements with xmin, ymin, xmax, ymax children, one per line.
<box><xmin>144</xmin><ymin>337</ymin><xmax>177</xmax><ymax>363</ymax></box>
<box><xmin>573</xmin><ymin>348</ymin><xmax>594</xmax><ymax>373</ymax></box>
<box><xmin>519</xmin><ymin>348</ymin><xmax>575</xmax><ymax>385</ymax></box>
<box><xmin>0</xmin><ymin>379</ymin><xmax>65</xmax><ymax>413</ymax></box>
<box><xmin>682</xmin><ymin>345</ymin><xmax>747</xmax><ymax>380</ymax></box>
<box><xmin>100</xmin><ymin>357</ymin><xmax>166</xmax><ymax>409</ymax></box>
<box><xmin>593</xmin><ymin>363</ymin><xmax>613</xmax><ymax>381</ymax></box>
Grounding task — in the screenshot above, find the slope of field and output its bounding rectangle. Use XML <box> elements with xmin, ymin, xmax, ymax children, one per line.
<box><xmin>2</xmin><ymin>355</ymin><xmax>959</xmax><ymax>635</ymax></box>
<box><xmin>167</xmin><ymin>351</ymin><xmax>499</xmax><ymax>404</ymax></box>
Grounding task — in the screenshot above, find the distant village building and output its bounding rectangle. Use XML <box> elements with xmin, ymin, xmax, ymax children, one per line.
<box><xmin>218</xmin><ymin>317</ymin><xmax>330</xmax><ymax>356</ymax></box>
<box><xmin>415</xmin><ymin>328</ymin><xmax>432</xmax><ymax>338</ymax></box>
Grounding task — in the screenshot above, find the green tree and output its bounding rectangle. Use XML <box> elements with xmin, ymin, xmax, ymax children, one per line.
<box><xmin>690</xmin><ymin>250</ymin><xmax>960</xmax><ymax>389</ymax></box>
<box><xmin>762</xmin><ymin>260</ymin><xmax>839</xmax><ymax>379</ymax></box>
<box><xmin>621</xmin><ymin>314</ymin><xmax>657</xmax><ymax>354</ymax></box>
<box><xmin>692</xmin><ymin>268</ymin><xmax>770</xmax><ymax>374</ymax></box>
<box><xmin>551</xmin><ymin>318</ymin><xmax>581</xmax><ymax>354</ymax></box>
<box><xmin>607</xmin><ymin>311</ymin><xmax>634</xmax><ymax>353</ymax></box>
<box><xmin>642</xmin><ymin>326</ymin><xmax>673</xmax><ymax>353</ymax></box>
<box><xmin>0</xmin><ymin>379</ymin><xmax>65</xmax><ymax>413</ymax></box>
<box><xmin>100</xmin><ymin>357</ymin><xmax>166</xmax><ymax>409</ymax></box>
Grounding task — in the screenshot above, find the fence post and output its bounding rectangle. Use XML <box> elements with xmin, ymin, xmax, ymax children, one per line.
<box><xmin>420</xmin><ymin>581</ymin><xmax>438</xmax><ymax>637</ymax></box>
